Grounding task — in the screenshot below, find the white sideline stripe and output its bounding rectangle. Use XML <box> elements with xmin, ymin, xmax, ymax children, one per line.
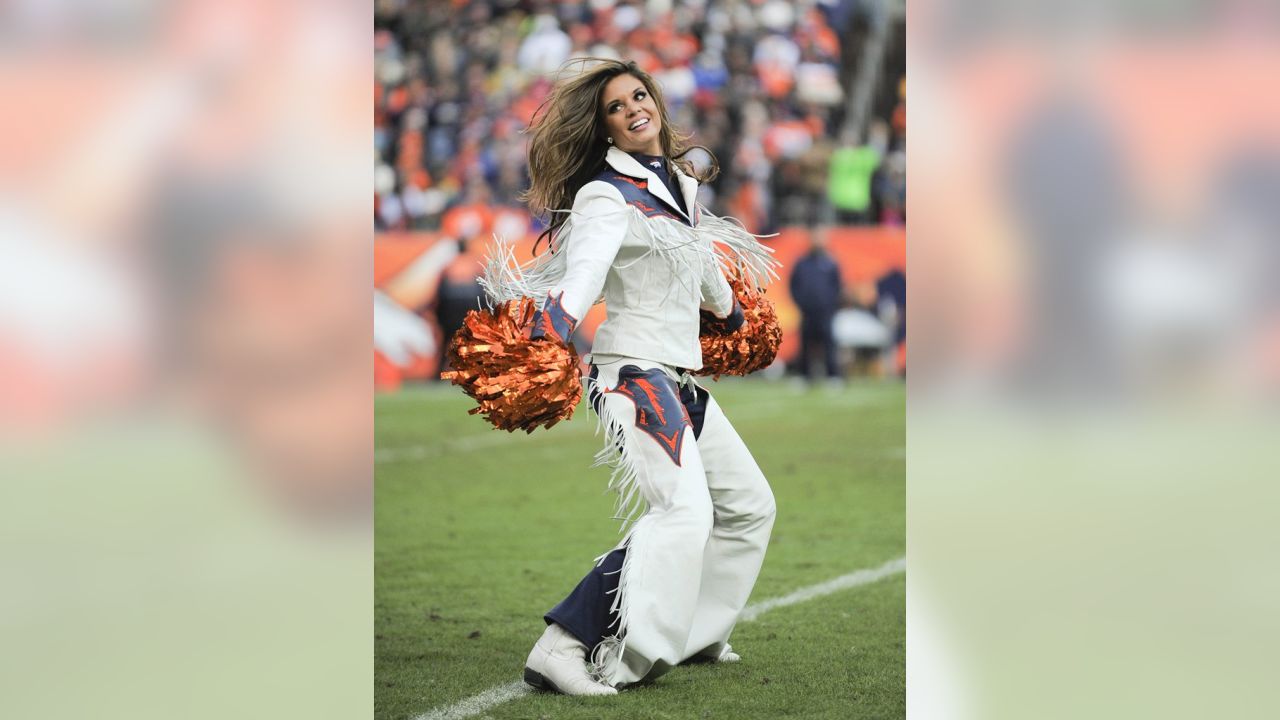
<box><xmin>411</xmin><ymin>556</ymin><xmax>905</xmax><ymax>720</ymax></box>
<box><xmin>738</xmin><ymin>556</ymin><xmax>906</xmax><ymax>622</ymax></box>
<box><xmin>412</xmin><ymin>681</ymin><xmax>531</xmax><ymax>720</ymax></box>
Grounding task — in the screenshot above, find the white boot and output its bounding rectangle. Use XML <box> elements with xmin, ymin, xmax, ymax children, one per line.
<box><xmin>523</xmin><ymin>623</ymin><xmax>618</xmax><ymax>696</ymax></box>
<box><xmin>715</xmin><ymin>644</ymin><xmax>741</xmax><ymax>663</ymax></box>
<box><xmin>696</xmin><ymin>643</ymin><xmax>741</xmax><ymax>663</ymax></box>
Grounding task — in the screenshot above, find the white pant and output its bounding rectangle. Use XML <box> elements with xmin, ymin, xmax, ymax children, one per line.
<box><xmin>587</xmin><ymin>356</ymin><xmax>776</xmax><ymax>686</ymax></box>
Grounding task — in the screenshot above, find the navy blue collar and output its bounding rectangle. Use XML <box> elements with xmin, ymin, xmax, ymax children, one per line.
<box><xmin>629</xmin><ymin>153</ymin><xmax>667</xmax><ymax>172</ymax></box>
<box><xmin>603</xmin><ymin>147</ymin><xmax>698</xmax><ymax>224</ymax></box>
<box><xmin>627</xmin><ymin>153</ymin><xmax>685</xmax><ymax>215</ymax></box>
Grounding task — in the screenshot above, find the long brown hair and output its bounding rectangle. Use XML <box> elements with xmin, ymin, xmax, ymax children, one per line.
<box><xmin>521</xmin><ymin>58</ymin><xmax>719</xmax><ymax>247</ymax></box>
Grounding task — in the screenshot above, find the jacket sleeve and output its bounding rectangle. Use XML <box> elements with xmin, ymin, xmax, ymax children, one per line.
<box><xmin>699</xmin><ymin>249</ymin><xmax>745</xmax><ymax>332</ymax></box>
<box><xmin>699</xmin><ymin>259</ymin><xmax>736</xmax><ymax>318</ymax></box>
<box><xmin>530</xmin><ymin>182</ymin><xmax>628</xmax><ymax>343</ymax></box>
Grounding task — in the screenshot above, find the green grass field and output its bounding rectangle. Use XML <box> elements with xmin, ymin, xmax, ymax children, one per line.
<box><xmin>375</xmin><ymin>378</ymin><xmax>904</xmax><ymax>720</ymax></box>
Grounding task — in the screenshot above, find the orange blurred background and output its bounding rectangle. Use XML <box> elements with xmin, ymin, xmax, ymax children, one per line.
<box><xmin>374</xmin><ymin>224</ymin><xmax>904</xmax><ymax>390</ymax></box>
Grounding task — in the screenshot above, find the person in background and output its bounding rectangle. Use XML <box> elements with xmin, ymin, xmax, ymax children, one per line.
<box><xmin>790</xmin><ymin>227</ymin><xmax>845</xmax><ymax>383</ymax></box>
<box><xmin>874</xmin><ymin>149</ymin><xmax>906</xmax><ymax>226</ymax></box>
<box><xmin>827</xmin><ymin>121</ymin><xmax>887</xmax><ymax>224</ymax></box>
<box><xmin>433</xmin><ymin>234</ymin><xmax>486</xmax><ymax>376</ymax></box>
<box><xmin>875</xmin><ymin>267</ymin><xmax>906</xmax><ymax>377</ymax></box>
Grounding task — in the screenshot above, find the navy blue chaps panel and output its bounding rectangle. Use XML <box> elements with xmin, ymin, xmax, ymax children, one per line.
<box><xmin>543</xmin><ymin>365</ymin><xmax>709</xmax><ymax>650</ymax></box>
<box><xmin>543</xmin><ymin>548</ymin><xmax>626</xmax><ymax>648</ymax></box>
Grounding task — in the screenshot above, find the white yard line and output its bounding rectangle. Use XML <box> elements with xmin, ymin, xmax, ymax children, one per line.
<box><xmin>738</xmin><ymin>556</ymin><xmax>906</xmax><ymax>622</ymax></box>
<box><xmin>412</xmin><ymin>681</ymin><xmax>532</xmax><ymax>720</ymax></box>
<box><xmin>411</xmin><ymin>556</ymin><xmax>906</xmax><ymax>720</ymax></box>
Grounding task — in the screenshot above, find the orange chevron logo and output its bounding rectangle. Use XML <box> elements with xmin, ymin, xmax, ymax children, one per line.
<box><xmin>604</xmin><ymin>366</ymin><xmax>691</xmax><ymax>466</ymax></box>
<box><xmin>653</xmin><ymin>428</ymin><xmax>682</xmax><ymax>455</ymax></box>
<box><xmin>631</xmin><ymin>378</ymin><xmax>666</xmax><ymax>424</ymax></box>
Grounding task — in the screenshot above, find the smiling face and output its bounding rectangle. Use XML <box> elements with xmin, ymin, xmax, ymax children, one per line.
<box><xmin>600</xmin><ymin>73</ymin><xmax>663</xmax><ymax>156</ymax></box>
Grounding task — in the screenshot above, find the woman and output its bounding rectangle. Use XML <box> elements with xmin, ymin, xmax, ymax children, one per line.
<box><xmin>486</xmin><ymin>59</ymin><xmax>778</xmax><ymax>696</ymax></box>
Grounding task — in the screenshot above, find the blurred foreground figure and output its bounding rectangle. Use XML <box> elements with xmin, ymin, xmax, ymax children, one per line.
<box><xmin>1</xmin><ymin>1</ymin><xmax>370</xmax><ymax>717</ymax></box>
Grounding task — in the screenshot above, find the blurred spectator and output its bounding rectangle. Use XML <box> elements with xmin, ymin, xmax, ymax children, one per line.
<box><xmin>795</xmin><ymin>131</ymin><xmax>836</xmax><ymax>226</ymax></box>
<box><xmin>874</xmin><ymin>146</ymin><xmax>906</xmax><ymax>225</ymax></box>
<box><xmin>518</xmin><ymin>13</ymin><xmax>572</xmax><ymax>76</ymax></box>
<box><xmin>441</xmin><ymin>178</ymin><xmax>494</xmax><ymax>244</ymax></box>
<box><xmin>891</xmin><ymin>75</ymin><xmax>906</xmax><ymax>141</ymax></box>
<box><xmin>433</xmin><ymin>237</ymin><xmax>486</xmax><ymax>376</ymax></box>
<box><xmin>728</xmin><ymin>100</ymin><xmax>775</xmax><ymax>233</ymax></box>
<box><xmin>876</xmin><ymin>268</ymin><xmax>906</xmax><ymax>376</ymax></box>
<box><xmin>828</xmin><ymin>120</ymin><xmax>888</xmax><ymax>224</ymax></box>
<box><xmin>790</xmin><ymin>228</ymin><xmax>846</xmax><ymax>383</ymax></box>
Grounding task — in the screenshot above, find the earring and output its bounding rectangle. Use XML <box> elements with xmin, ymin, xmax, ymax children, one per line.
<box><xmin>607</xmin><ymin>137</ymin><xmax>614</xmax><ymax>144</ymax></box>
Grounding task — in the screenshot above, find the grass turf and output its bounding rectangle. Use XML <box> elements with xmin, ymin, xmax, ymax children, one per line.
<box><xmin>375</xmin><ymin>378</ymin><xmax>904</xmax><ymax>720</ymax></box>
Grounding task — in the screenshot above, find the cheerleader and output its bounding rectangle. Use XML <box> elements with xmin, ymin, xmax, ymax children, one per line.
<box><xmin>456</xmin><ymin>59</ymin><xmax>779</xmax><ymax>695</ymax></box>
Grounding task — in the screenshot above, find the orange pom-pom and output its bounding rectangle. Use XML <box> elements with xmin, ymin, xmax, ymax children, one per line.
<box><xmin>441</xmin><ymin>298</ymin><xmax>582</xmax><ymax>432</ymax></box>
<box><xmin>697</xmin><ymin>277</ymin><xmax>783</xmax><ymax>379</ymax></box>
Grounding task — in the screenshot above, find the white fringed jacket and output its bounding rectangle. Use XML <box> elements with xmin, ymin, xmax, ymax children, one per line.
<box><xmin>484</xmin><ymin>147</ymin><xmax>777</xmax><ymax>370</ymax></box>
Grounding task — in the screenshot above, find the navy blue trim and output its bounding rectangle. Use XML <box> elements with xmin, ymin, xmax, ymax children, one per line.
<box><xmin>723</xmin><ymin>300</ymin><xmax>745</xmax><ymax>333</ymax></box>
<box><xmin>594</xmin><ymin>170</ymin><xmax>691</xmax><ymax>226</ymax></box>
<box><xmin>678</xmin><ymin>377</ymin><xmax>710</xmax><ymax>439</ymax></box>
<box><xmin>628</xmin><ymin>153</ymin><xmax>689</xmax><ymax>218</ymax></box>
<box><xmin>699</xmin><ymin>298</ymin><xmax>745</xmax><ymax>336</ymax></box>
<box><xmin>544</xmin><ymin>549</ymin><xmax>626</xmax><ymax>650</ymax></box>
<box><xmin>529</xmin><ymin>291</ymin><xmax>577</xmax><ymax>343</ymax></box>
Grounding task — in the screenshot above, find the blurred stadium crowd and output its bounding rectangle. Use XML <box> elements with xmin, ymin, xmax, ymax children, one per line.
<box><xmin>373</xmin><ymin>0</ymin><xmax>907</xmax><ymax>386</ymax></box>
<box><xmin>375</xmin><ymin>0</ymin><xmax>905</xmax><ymax>233</ymax></box>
